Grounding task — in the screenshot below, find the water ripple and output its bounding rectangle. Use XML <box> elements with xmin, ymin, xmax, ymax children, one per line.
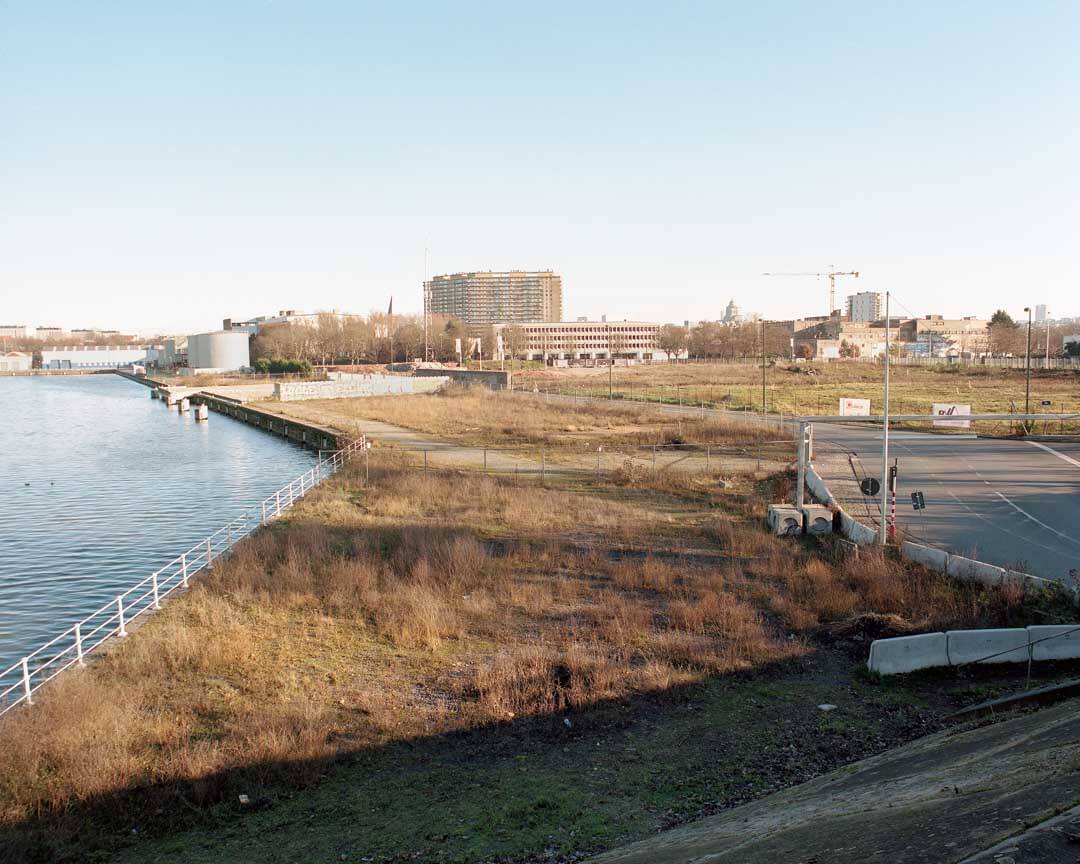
<box><xmin>0</xmin><ymin>375</ymin><xmax>315</xmax><ymax>674</ymax></box>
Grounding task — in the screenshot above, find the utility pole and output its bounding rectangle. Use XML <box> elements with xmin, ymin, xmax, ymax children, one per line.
<box><xmin>879</xmin><ymin>290</ymin><xmax>891</xmax><ymax>545</ymax></box>
<box><xmin>608</xmin><ymin>321</ymin><xmax>613</xmax><ymax>400</ymax></box>
<box><xmin>422</xmin><ymin>246</ymin><xmax>429</xmax><ymax>362</ymax></box>
<box><xmin>760</xmin><ymin>319</ymin><xmax>766</xmax><ymax>418</ymax></box>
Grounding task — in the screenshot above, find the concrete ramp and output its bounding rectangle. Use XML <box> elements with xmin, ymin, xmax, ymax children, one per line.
<box><xmin>590</xmin><ymin>698</ymin><xmax>1080</xmax><ymax>864</ymax></box>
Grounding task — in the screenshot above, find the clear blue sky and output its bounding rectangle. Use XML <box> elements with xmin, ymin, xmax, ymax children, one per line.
<box><xmin>2</xmin><ymin>1</ymin><xmax>1077</xmax><ymax>333</ymax></box>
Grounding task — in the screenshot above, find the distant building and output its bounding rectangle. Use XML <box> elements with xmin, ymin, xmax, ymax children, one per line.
<box><xmin>792</xmin><ymin>314</ymin><xmax>990</xmax><ymax>360</ymax></box>
<box><xmin>897</xmin><ymin>316</ymin><xmax>989</xmax><ymax>357</ymax></box>
<box><xmin>793</xmin><ymin>318</ymin><xmax>888</xmax><ymax>360</ymax></box>
<box><xmin>40</xmin><ymin>346</ymin><xmax>156</xmax><ymax>369</ymax></box>
<box><xmin>425</xmin><ymin>271</ymin><xmax>563</xmax><ymax>326</ymax></box>
<box><xmin>493</xmin><ymin>320</ymin><xmax>660</xmax><ymax>361</ymax></box>
<box><xmin>162</xmin><ymin>336</ymin><xmax>188</xmax><ymax>367</ymax></box>
<box><xmin>1035</xmin><ymin>305</ymin><xmax>1048</xmax><ymax>324</ymax></box>
<box><xmin>34</xmin><ymin>326</ymin><xmax>67</xmax><ymax>341</ymax></box>
<box><xmin>721</xmin><ymin>299</ymin><xmax>743</xmax><ymax>325</ymax></box>
<box><xmin>0</xmin><ymin>325</ymin><xmax>30</xmax><ymax>340</ymax></box>
<box><xmin>223</xmin><ymin>309</ymin><xmax>363</xmax><ymax>336</ymax></box>
<box><xmin>186</xmin><ymin>331</ymin><xmax>250</xmax><ymax>372</ymax></box>
<box><xmin>845</xmin><ymin>291</ymin><xmax>883</xmax><ymax>322</ymax></box>
<box><xmin>0</xmin><ymin>352</ymin><xmax>32</xmax><ymax>372</ymax></box>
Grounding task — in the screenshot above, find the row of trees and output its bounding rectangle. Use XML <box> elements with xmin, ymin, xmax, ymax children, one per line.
<box><xmin>249</xmin><ymin>311</ymin><xmax>1078</xmax><ymax>367</ymax></box>
<box><xmin>250</xmin><ymin>315</ymin><xmax>795</xmax><ymax>366</ymax></box>
<box><xmin>250</xmin><ymin>313</ymin><xmax>492</xmax><ymax>365</ymax></box>
<box><xmin>987</xmin><ymin>310</ymin><xmax>1076</xmax><ymax>357</ymax></box>
<box><xmin>657</xmin><ymin>321</ymin><xmax>792</xmax><ymax>360</ymax></box>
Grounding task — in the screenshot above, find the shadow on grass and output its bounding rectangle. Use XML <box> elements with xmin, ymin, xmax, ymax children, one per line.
<box><xmin>1</xmin><ymin>648</ymin><xmax>953</xmax><ymax>864</ymax></box>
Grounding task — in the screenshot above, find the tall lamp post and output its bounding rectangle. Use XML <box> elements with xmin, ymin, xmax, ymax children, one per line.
<box><xmin>879</xmin><ymin>290</ymin><xmax>891</xmax><ymax>545</ymax></box>
<box><xmin>1023</xmin><ymin>306</ymin><xmax>1032</xmax><ymax>421</ymax></box>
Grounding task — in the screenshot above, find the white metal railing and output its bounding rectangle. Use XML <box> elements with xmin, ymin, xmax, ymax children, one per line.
<box><xmin>0</xmin><ymin>437</ymin><xmax>364</xmax><ymax>717</ymax></box>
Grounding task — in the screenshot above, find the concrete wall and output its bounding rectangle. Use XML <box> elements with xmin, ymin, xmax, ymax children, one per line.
<box><xmin>274</xmin><ymin>374</ymin><xmax>448</xmax><ymax>402</ymax></box>
<box><xmin>414</xmin><ymin>368</ymin><xmax>509</xmax><ymax>390</ymax></box>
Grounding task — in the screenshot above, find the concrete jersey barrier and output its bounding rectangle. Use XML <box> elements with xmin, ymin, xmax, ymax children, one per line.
<box><xmin>900</xmin><ymin>541</ymin><xmax>949</xmax><ymax>572</ymax></box>
<box><xmin>870</xmin><ymin>624</ymin><xmax>1080</xmax><ymax>674</ymax></box>
<box><xmin>946</xmin><ymin>555</ymin><xmax>1006</xmax><ymax>587</ymax></box>
<box><xmin>946</xmin><ymin>628</ymin><xmax>1029</xmax><ymax>665</ymax></box>
<box><xmin>1029</xmin><ymin>625</ymin><xmax>1080</xmax><ymax>661</ymax></box>
<box><xmin>867</xmin><ymin>633</ymin><xmax>949</xmax><ymax>675</ymax></box>
<box><xmin>804</xmin><ymin>465</ymin><xmax>878</xmax><ymax>545</ymax></box>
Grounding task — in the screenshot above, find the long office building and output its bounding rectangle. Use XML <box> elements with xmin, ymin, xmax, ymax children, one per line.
<box><xmin>425</xmin><ymin>271</ymin><xmax>563</xmax><ymax>326</ymax></box>
<box><xmin>493</xmin><ymin>319</ymin><xmax>659</xmax><ymax>361</ymax></box>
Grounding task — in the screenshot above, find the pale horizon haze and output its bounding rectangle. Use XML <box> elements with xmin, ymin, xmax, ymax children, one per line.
<box><xmin>2</xmin><ymin>2</ymin><xmax>1078</xmax><ymax>334</ymax></box>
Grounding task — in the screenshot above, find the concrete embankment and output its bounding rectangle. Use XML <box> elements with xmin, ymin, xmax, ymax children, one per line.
<box><xmin>192</xmin><ymin>393</ymin><xmax>346</xmax><ymax>451</ymax></box>
<box><xmin>114</xmin><ymin>371</ymin><xmax>347</xmax><ymax>452</ymax></box>
<box><xmin>591</xmin><ymin>697</ymin><xmax>1080</xmax><ymax>864</ymax></box>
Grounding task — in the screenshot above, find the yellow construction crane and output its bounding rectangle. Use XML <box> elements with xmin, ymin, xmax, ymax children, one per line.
<box><xmin>762</xmin><ymin>267</ymin><xmax>859</xmax><ymax>315</ymax></box>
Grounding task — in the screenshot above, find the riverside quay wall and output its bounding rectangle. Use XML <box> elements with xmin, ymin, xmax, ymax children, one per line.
<box><xmin>192</xmin><ymin>394</ymin><xmax>345</xmax><ymax>451</ymax></box>
<box><xmin>273</xmin><ymin>373</ymin><xmax>448</xmax><ymax>402</ymax></box>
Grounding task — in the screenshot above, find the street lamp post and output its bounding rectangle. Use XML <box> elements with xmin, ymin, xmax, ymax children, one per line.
<box><xmin>1024</xmin><ymin>307</ymin><xmax>1032</xmax><ymax>423</ymax></box>
<box><xmin>879</xmin><ymin>291</ymin><xmax>891</xmax><ymax>545</ymax></box>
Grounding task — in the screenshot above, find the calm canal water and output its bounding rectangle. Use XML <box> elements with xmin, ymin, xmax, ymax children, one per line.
<box><xmin>0</xmin><ymin>374</ymin><xmax>315</xmax><ymax>678</ymax></box>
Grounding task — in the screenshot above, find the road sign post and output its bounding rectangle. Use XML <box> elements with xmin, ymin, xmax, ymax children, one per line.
<box><xmin>888</xmin><ymin>462</ymin><xmax>898</xmax><ymax>541</ymax></box>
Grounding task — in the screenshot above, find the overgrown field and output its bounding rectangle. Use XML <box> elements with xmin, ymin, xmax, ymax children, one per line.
<box><xmin>516</xmin><ymin>362</ymin><xmax>1080</xmax><ymax>430</ymax></box>
<box><xmin>260</xmin><ymin>386</ymin><xmax>775</xmax><ymax>449</ymax></box>
<box><xmin>2</xmin><ymin>452</ymin><xmax>1067</xmax><ymax>863</ymax></box>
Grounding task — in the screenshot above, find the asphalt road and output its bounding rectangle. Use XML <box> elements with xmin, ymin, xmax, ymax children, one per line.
<box><xmin>810</xmin><ymin>425</ymin><xmax>1080</xmax><ymax>582</ymax></box>
<box><xmin>570</xmin><ymin>393</ymin><xmax>1080</xmax><ymax>582</ymax></box>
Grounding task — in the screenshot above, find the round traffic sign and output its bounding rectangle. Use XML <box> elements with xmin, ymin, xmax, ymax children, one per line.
<box><xmin>860</xmin><ymin>477</ymin><xmax>881</xmax><ymax>497</ymax></box>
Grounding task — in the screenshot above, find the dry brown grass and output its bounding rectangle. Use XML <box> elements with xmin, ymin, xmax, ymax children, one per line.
<box><xmin>518</xmin><ymin>360</ymin><xmax>1080</xmax><ymax>424</ymax></box>
<box><xmin>0</xmin><ymin>458</ymin><xmax>1030</xmax><ymax>836</ymax></box>
<box><xmin>260</xmin><ymin>385</ymin><xmax>771</xmax><ymax>449</ymax></box>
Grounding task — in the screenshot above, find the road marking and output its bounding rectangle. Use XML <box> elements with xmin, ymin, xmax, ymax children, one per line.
<box><xmin>1026</xmin><ymin>440</ymin><xmax>1080</xmax><ymax>469</ymax></box>
<box><xmin>991</xmin><ymin>490</ymin><xmax>1080</xmax><ymax>549</ymax></box>
<box><xmin>943</xmin><ymin>489</ymin><xmax>1064</xmax><ymax>556</ymax></box>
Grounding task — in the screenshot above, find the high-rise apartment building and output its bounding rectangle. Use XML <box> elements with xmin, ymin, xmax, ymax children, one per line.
<box><xmin>845</xmin><ymin>291</ymin><xmax>883</xmax><ymax>322</ymax></box>
<box><xmin>424</xmin><ymin>271</ymin><xmax>563</xmax><ymax>325</ymax></box>
<box><xmin>1035</xmin><ymin>304</ymin><xmax>1048</xmax><ymax>324</ymax></box>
